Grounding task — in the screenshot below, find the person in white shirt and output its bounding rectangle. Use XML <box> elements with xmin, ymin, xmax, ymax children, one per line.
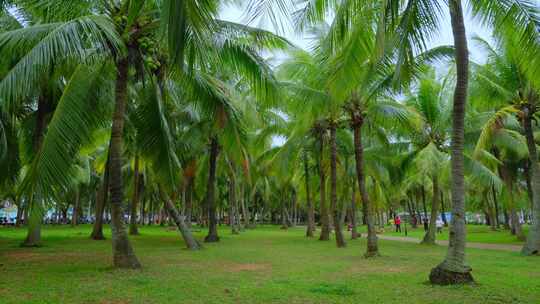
<box><xmin>436</xmin><ymin>218</ymin><xmax>444</xmax><ymax>234</ymax></box>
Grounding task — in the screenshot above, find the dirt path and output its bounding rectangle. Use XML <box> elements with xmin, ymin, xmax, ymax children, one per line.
<box><xmin>360</xmin><ymin>234</ymin><xmax>522</xmax><ymax>252</ymax></box>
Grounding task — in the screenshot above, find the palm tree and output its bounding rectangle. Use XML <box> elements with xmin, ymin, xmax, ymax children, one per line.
<box><xmin>470</xmin><ymin>35</ymin><xmax>540</xmax><ymax>250</ymax></box>
<box><xmin>252</xmin><ymin>0</ymin><xmax>540</xmax><ymax>283</ymax></box>
<box><xmin>403</xmin><ymin>69</ymin><xmax>452</xmax><ymax>244</ymax></box>
<box><xmin>2</xmin><ymin>0</ymin><xmax>287</xmax><ymax>267</ymax></box>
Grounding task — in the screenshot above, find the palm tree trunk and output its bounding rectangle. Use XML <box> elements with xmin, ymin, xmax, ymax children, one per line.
<box><xmin>318</xmin><ymin>130</ymin><xmax>330</xmax><ymax>241</ymax></box>
<box><xmin>486</xmin><ymin>192</ymin><xmax>497</xmax><ymax>231</ymax></box>
<box><xmin>204</xmin><ymin>136</ymin><xmax>220</xmax><ymax>242</ymax></box>
<box><xmin>492</xmin><ymin>185</ymin><xmax>500</xmax><ymax>228</ymax></box>
<box><xmin>129</xmin><ymin>155</ymin><xmax>141</xmax><ymax>235</ymax></box>
<box><xmin>159</xmin><ymin>186</ymin><xmax>201</xmax><ymax>250</ymax></box>
<box><xmin>15</xmin><ymin>200</ymin><xmax>23</xmax><ymax>227</ymax></box>
<box><xmin>108</xmin><ymin>58</ymin><xmax>141</xmax><ymax>268</ymax></box>
<box><xmin>304</xmin><ymin>151</ymin><xmax>315</xmax><ymax>237</ymax></box>
<box><xmin>351</xmin><ymin>112</ymin><xmax>378</xmax><ymax>257</ymax></box>
<box><xmin>72</xmin><ymin>188</ymin><xmax>80</xmax><ymax>226</ymax></box>
<box><xmin>330</xmin><ymin>124</ymin><xmax>346</xmax><ymax>247</ymax></box>
<box><xmin>440</xmin><ymin>191</ymin><xmax>448</xmax><ymax>226</ymax></box>
<box><xmin>184</xmin><ymin>176</ymin><xmax>194</xmax><ymax>228</ymax></box>
<box><xmin>522</xmin><ymin>101</ymin><xmax>540</xmax><ymax>255</ymax></box>
<box><xmin>240</xmin><ymin>183</ymin><xmax>250</xmax><ymax>229</ymax></box>
<box><xmin>422</xmin><ymin>175</ymin><xmax>440</xmax><ymax>245</ymax></box>
<box><xmin>229</xmin><ymin>174</ymin><xmax>240</xmax><ymax>234</ymax></box>
<box><xmin>351</xmin><ymin>181</ymin><xmax>359</xmax><ymax>239</ymax></box>
<box><xmin>524</xmin><ymin>160</ymin><xmax>534</xmax><ymax>210</ymax></box>
<box><xmin>91</xmin><ymin>158</ymin><xmax>110</xmax><ymax>240</ymax></box>
<box><xmin>430</xmin><ymin>0</ymin><xmax>473</xmax><ymax>284</ymax></box>
<box><xmin>421</xmin><ymin>186</ymin><xmax>428</xmax><ymax>223</ymax></box>
<box><xmin>22</xmin><ymin>94</ymin><xmax>50</xmax><ymax>247</ymax></box>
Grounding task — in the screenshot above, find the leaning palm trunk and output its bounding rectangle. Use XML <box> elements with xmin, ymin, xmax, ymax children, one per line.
<box><xmin>522</xmin><ymin>101</ymin><xmax>540</xmax><ymax>255</ymax></box>
<box><xmin>351</xmin><ymin>111</ymin><xmax>378</xmax><ymax>257</ymax></box>
<box><xmin>330</xmin><ymin>124</ymin><xmax>346</xmax><ymax>247</ymax></box>
<box><xmin>108</xmin><ymin>58</ymin><xmax>141</xmax><ymax>268</ymax></box>
<box><xmin>159</xmin><ymin>186</ymin><xmax>202</xmax><ymax>250</ymax></box>
<box><xmin>204</xmin><ymin>136</ymin><xmax>220</xmax><ymax>242</ymax></box>
<box><xmin>91</xmin><ymin>158</ymin><xmax>110</xmax><ymax>240</ymax></box>
<box><xmin>422</xmin><ymin>176</ymin><xmax>440</xmax><ymax>245</ymax></box>
<box><xmin>429</xmin><ymin>0</ymin><xmax>473</xmax><ymax>284</ymax></box>
<box><xmin>129</xmin><ymin>155</ymin><xmax>141</xmax><ymax>235</ymax></box>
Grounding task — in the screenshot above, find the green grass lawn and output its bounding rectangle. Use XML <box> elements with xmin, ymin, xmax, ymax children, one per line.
<box><xmin>1</xmin><ymin>224</ymin><xmax>539</xmax><ymax>304</ymax></box>
<box><xmin>377</xmin><ymin>224</ymin><xmax>527</xmax><ymax>245</ymax></box>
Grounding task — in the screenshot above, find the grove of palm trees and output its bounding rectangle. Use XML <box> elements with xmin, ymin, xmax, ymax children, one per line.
<box><xmin>1</xmin><ymin>0</ymin><xmax>540</xmax><ymax>303</ymax></box>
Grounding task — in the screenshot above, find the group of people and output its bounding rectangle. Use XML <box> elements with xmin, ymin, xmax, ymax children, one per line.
<box><xmin>392</xmin><ymin>215</ymin><xmax>444</xmax><ymax>234</ymax></box>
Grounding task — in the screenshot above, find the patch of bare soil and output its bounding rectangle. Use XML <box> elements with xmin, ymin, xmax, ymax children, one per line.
<box><xmin>225</xmin><ymin>262</ymin><xmax>272</xmax><ymax>272</ymax></box>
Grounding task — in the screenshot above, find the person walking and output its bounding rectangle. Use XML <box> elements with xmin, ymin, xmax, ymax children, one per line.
<box><xmin>436</xmin><ymin>218</ymin><xmax>444</xmax><ymax>234</ymax></box>
<box><xmin>395</xmin><ymin>215</ymin><xmax>402</xmax><ymax>233</ymax></box>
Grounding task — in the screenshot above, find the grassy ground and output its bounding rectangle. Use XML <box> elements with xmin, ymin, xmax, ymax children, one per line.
<box><xmin>378</xmin><ymin>224</ymin><xmax>527</xmax><ymax>245</ymax></box>
<box><xmin>1</xmin><ymin>224</ymin><xmax>539</xmax><ymax>304</ymax></box>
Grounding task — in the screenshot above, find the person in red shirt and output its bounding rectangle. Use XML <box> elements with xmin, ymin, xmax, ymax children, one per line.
<box><xmin>395</xmin><ymin>215</ymin><xmax>402</xmax><ymax>233</ymax></box>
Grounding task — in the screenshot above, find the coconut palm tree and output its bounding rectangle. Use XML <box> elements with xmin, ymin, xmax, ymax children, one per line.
<box><xmin>252</xmin><ymin>0</ymin><xmax>540</xmax><ymax>283</ymax></box>
<box><xmin>470</xmin><ymin>36</ymin><xmax>540</xmax><ymax>251</ymax></box>
<box><xmin>2</xmin><ymin>0</ymin><xmax>288</xmax><ymax>267</ymax></box>
<box><xmin>402</xmin><ymin>68</ymin><xmax>452</xmax><ymax>244</ymax></box>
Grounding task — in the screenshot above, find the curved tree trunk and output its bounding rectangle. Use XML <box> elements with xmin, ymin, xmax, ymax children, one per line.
<box><xmin>430</xmin><ymin>0</ymin><xmax>473</xmax><ymax>284</ymax></box>
<box><xmin>522</xmin><ymin>100</ymin><xmax>540</xmax><ymax>255</ymax></box>
<box><xmin>351</xmin><ymin>112</ymin><xmax>378</xmax><ymax>257</ymax></box>
<box><xmin>159</xmin><ymin>186</ymin><xmax>201</xmax><ymax>250</ymax></box>
<box><xmin>91</xmin><ymin>158</ymin><xmax>110</xmax><ymax>240</ymax></box>
<box><xmin>318</xmin><ymin>130</ymin><xmax>330</xmax><ymax>241</ymax></box>
<box><xmin>329</xmin><ymin>124</ymin><xmax>346</xmax><ymax>247</ymax></box>
<box><xmin>129</xmin><ymin>155</ymin><xmax>141</xmax><ymax>235</ymax></box>
<box><xmin>108</xmin><ymin>58</ymin><xmax>141</xmax><ymax>268</ymax></box>
<box><xmin>422</xmin><ymin>175</ymin><xmax>440</xmax><ymax>245</ymax></box>
<box><xmin>204</xmin><ymin>136</ymin><xmax>220</xmax><ymax>242</ymax></box>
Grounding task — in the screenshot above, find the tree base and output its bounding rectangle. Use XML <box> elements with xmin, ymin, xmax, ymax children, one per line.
<box><xmin>113</xmin><ymin>255</ymin><xmax>142</xmax><ymax>269</ymax></box>
<box><xmin>364</xmin><ymin>250</ymin><xmax>380</xmax><ymax>258</ymax></box>
<box><xmin>204</xmin><ymin>235</ymin><xmax>220</xmax><ymax>243</ymax></box>
<box><xmin>129</xmin><ymin>227</ymin><xmax>140</xmax><ymax>236</ymax></box>
<box><xmin>429</xmin><ymin>266</ymin><xmax>474</xmax><ymax>285</ymax></box>
<box><xmin>521</xmin><ymin>245</ymin><xmax>539</xmax><ymax>256</ymax></box>
<box><xmin>90</xmin><ymin>235</ymin><xmax>106</xmax><ymax>241</ymax></box>
<box><xmin>20</xmin><ymin>241</ymin><xmax>41</xmax><ymax>248</ymax></box>
<box><xmin>318</xmin><ymin>235</ymin><xmax>330</xmax><ymax>241</ymax></box>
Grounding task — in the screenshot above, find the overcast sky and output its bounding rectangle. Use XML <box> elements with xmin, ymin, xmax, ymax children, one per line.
<box><xmin>219</xmin><ymin>2</ymin><xmax>497</xmax><ymax>64</ymax></box>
